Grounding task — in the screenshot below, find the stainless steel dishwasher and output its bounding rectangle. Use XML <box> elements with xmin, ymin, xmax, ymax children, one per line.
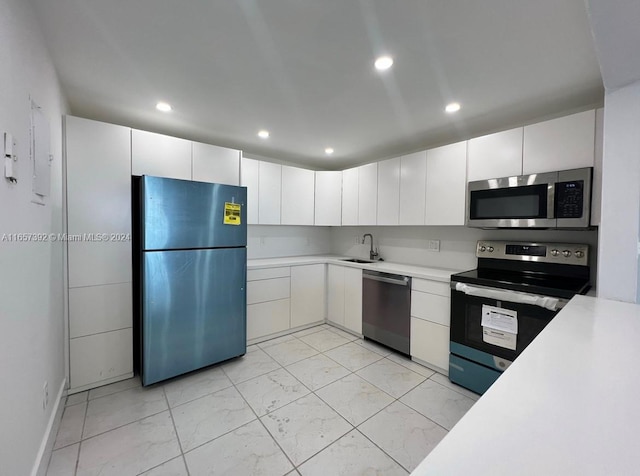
<box><xmin>362</xmin><ymin>270</ymin><xmax>411</xmax><ymax>355</ymax></box>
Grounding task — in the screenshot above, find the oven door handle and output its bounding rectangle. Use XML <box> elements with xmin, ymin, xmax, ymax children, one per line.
<box><xmin>453</xmin><ymin>282</ymin><xmax>564</xmax><ymax>311</ymax></box>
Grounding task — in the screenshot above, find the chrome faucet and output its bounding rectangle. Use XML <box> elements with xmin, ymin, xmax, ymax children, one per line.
<box><xmin>362</xmin><ymin>233</ymin><xmax>379</xmax><ymax>261</ymax></box>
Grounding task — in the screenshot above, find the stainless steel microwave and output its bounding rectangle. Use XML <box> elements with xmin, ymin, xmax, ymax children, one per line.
<box><xmin>466</xmin><ymin>167</ymin><xmax>592</xmax><ymax>229</ymax></box>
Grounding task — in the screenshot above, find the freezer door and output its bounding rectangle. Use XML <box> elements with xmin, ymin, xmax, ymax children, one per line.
<box><xmin>141</xmin><ymin>175</ymin><xmax>247</xmax><ymax>250</ymax></box>
<box><xmin>142</xmin><ymin>247</ymin><xmax>246</xmax><ymax>385</ymax></box>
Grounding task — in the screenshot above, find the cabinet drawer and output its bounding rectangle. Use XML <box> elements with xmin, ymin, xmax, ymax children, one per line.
<box><xmin>411</xmin><ymin>291</ymin><xmax>450</xmax><ymax>326</ymax></box>
<box><xmin>70</xmin><ymin>328</ymin><xmax>133</xmax><ymax>389</ymax></box>
<box><xmin>247</xmin><ymin>277</ymin><xmax>290</xmax><ymax>304</ymax></box>
<box><xmin>412</xmin><ymin>278</ymin><xmax>450</xmax><ymax>297</ymax></box>
<box><xmin>247</xmin><ymin>267</ymin><xmax>291</xmax><ymax>281</ymax></box>
<box><xmin>247</xmin><ymin>299</ymin><xmax>290</xmax><ymax>340</ymax></box>
<box><xmin>410</xmin><ymin>318</ymin><xmax>449</xmax><ymax>372</ymax></box>
<box><xmin>69</xmin><ymin>283</ymin><xmax>132</xmax><ymax>338</ymax></box>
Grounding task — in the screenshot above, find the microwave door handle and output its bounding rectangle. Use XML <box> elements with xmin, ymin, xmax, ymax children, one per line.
<box><xmin>454</xmin><ymin>282</ymin><xmax>561</xmax><ymax>311</ymax></box>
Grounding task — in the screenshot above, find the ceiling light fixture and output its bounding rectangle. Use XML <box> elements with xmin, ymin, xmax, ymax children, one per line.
<box><xmin>325</xmin><ymin>148</ymin><xmax>334</xmax><ymax>155</ymax></box>
<box><xmin>374</xmin><ymin>56</ymin><xmax>393</xmax><ymax>71</ymax></box>
<box><xmin>445</xmin><ymin>102</ymin><xmax>461</xmax><ymax>113</ymax></box>
<box><xmin>156</xmin><ymin>102</ymin><xmax>172</xmax><ymax>112</ymax></box>
<box><xmin>258</xmin><ymin>130</ymin><xmax>270</xmax><ymax>139</ymax></box>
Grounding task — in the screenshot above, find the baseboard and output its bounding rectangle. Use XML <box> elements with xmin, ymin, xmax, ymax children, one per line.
<box><xmin>411</xmin><ymin>356</ymin><xmax>448</xmax><ymax>376</ymax></box>
<box><xmin>31</xmin><ymin>378</ymin><xmax>66</xmax><ymax>476</ymax></box>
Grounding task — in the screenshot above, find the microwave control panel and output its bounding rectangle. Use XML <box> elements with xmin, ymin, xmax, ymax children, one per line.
<box><xmin>555</xmin><ymin>180</ymin><xmax>584</xmax><ymax>218</ymax></box>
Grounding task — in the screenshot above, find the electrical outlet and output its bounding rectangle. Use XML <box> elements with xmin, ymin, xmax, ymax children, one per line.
<box><xmin>427</xmin><ymin>240</ymin><xmax>440</xmax><ymax>252</ymax></box>
<box><xmin>42</xmin><ymin>381</ymin><xmax>49</xmax><ymax>410</ymax></box>
<box><xmin>260</xmin><ymin>236</ymin><xmax>266</xmax><ymax>245</ymax></box>
<box><xmin>354</xmin><ymin>235</ymin><xmax>360</xmax><ymax>245</ymax></box>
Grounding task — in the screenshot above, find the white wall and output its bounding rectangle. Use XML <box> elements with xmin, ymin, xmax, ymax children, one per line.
<box><xmin>0</xmin><ymin>1</ymin><xmax>68</xmax><ymax>474</ymax></box>
<box><xmin>248</xmin><ymin>225</ymin><xmax>331</xmax><ymax>259</ymax></box>
<box><xmin>596</xmin><ymin>80</ymin><xmax>640</xmax><ymax>302</ymax></box>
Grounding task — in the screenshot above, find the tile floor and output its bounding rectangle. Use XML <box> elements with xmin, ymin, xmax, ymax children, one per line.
<box><xmin>47</xmin><ymin>324</ymin><xmax>478</xmax><ymax>476</ymax></box>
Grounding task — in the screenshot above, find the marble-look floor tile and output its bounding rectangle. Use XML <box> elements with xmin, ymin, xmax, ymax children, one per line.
<box><xmin>54</xmin><ymin>402</ymin><xmax>86</xmax><ymax>449</ymax></box>
<box><xmin>257</xmin><ymin>334</ymin><xmax>297</xmax><ymax>349</ymax></box>
<box><xmin>290</xmin><ymin>326</ymin><xmax>325</xmax><ymax>338</ymax></box>
<box><xmin>298</xmin><ymin>430</ymin><xmax>407</xmax><ymax>476</ymax></box>
<box><xmin>83</xmin><ymin>386</ymin><xmax>167</xmax><ymax>439</ymax></box>
<box><xmin>164</xmin><ymin>367</ymin><xmax>232</xmax><ymax>408</ymax></box>
<box><xmin>66</xmin><ymin>391</ymin><xmax>88</xmax><ymax>406</ymax></box>
<box><xmin>354</xmin><ymin>338</ymin><xmax>393</xmax><ymax>356</ymax></box>
<box><xmin>262</xmin><ymin>339</ymin><xmax>319</xmax><ymax>367</ymax></box>
<box><xmin>386</xmin><ymin>353</ymin><xmax>436</xmax><ymax>378</ymax></box>
<box><xmin>221</xmin><ymin>347</ymin><xmax>281</xmax><ymax>384</ymax></box>
<box><xmin>400</xmin><ymin>379</ymin><xmax>475</xmax><ymax>430</ymax></box>
<box><xmin>298</xmin><ymin>330</ymin><xmax>350</xmax><ymax>352</ymax></box>
<box><xmin>88</xmin><ymin>377</ymin><xmax>140</xmax><ymax>400</ymax></box>
<box><xmin>429</xmin><ymin>372</ymin><xmax>480</xmax><ymax>401</ymax></box>
<box><xmin>76</xmin><ymin>411</ymin><xmax>181</xmax><ymax>476</ymax></box>
<box><xmin>261</xmin><ymin>393</ymin><xmax>352</xmax><ymax>466</ymax></box>
<box><xmin>316</xmin><ymin>374</ymin><xmax>394</xmax><ymax>426</ymax></box>
<box><xmin>139</xmin><ymin>456</ymin><xmax>188</xmax><ymax>475</ymax></box>
<box><xmin>172</xmin><ymin>386</ymin><xmax>256</xmax><ymax>452</ymax></box>
<box><xmin>359</xmin><ymin>401</ymin><xmax>447</xmax><ymax>472</ymax></box>
<box><xmin>236</xmin><ymin>368</ymin><xmax>310</xmax><ymax>416</ymax></box>
<box><xmin>324</xmin><ymin>342</ymin><xmax>384</xmax><ymax>372</ymax></box>
<box><xmin>184</xmin><ymin>420</ymin><xmax>293</xmax><ymax>476</ymax></box>
<box><xmin>324</xmin><ymin>326</ymin><xmax>360</xmax><ymax>342</ymax></box>
<box><xmin>285</xmin><ymin>354</ymin><xmax>350</xmax><ymax>391</ymax></box>
<box><xmin>46</xmin><ymin>443</ymin><xmax>79</xmax><ymax>476</ymax></box>
<box><xmin>356</xmin><ymin>359</ymin><xmax>426</xmax><ymax>398</ymax></box>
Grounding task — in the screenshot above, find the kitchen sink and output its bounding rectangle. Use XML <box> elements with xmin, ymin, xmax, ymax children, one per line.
<box><xmin>340</xmin><ymin>258</ymin><xmax>374</xmax><ymax>263</ymax></box>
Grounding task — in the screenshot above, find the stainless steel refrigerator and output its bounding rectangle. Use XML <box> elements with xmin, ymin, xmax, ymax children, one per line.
<box><xmin>138</xmin><ymin>176</ymin><xmax>247</xmax><ymax>386</ymax></box>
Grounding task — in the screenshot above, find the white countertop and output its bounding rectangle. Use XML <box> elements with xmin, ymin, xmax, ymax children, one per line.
<box><xmin>411</xmin><ymin>295</ymin><xmax>640</xmax><ymax>476</ymax></box>
<box><xmin>247</xmin><ymin>255</ymin><xmax>461</xmax><ymax>282</ymax></box>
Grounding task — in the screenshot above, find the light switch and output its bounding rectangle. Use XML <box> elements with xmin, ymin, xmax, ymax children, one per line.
<box><xmin>4</xmin><ymin>132</ymin><xmax>14</xmax><ymax>157</ymax></box>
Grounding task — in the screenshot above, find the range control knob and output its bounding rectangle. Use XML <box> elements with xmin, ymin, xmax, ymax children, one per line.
<box><xmin>562</xmin><ymin>250</ymin><xmax>572</xmax><ymax>258</ymax></box>
<box><xmin>487</xmin><ymin>246</ymin><xmax>494</xmax><ymax>252</ymax></box>
<box><xmin>575</xmin><ymin>250</ymin><xmax>585</xmax><ymax>258</ymax></box>
<box><xmin>551</xmin><ymin>249</ymin><xmax>560</xmax><ymax>257</ymax></box>
<box><xmin>479</xmin><ymin>246</ymin><xmax>486</xmax><ymax>252</ymax></box>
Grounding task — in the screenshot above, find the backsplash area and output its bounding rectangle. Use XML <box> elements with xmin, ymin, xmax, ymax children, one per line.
<box><xmin>332</xmin><ymin>226</ymin><xmax>599</xmax><ymax>275</ymax></box>
<box><xmin>248</xmin><ymin>225</ymin><xmax>331</xmax><ymax>259</ymax></box>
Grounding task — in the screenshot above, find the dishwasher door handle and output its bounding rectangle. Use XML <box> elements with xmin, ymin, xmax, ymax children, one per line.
<box><xmin>363</xmin><ymin>274</ymin><xmax>410</xmax><ymax>286</ymax></box>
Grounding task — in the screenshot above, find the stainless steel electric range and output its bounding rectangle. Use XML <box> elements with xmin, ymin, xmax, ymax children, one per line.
<box><xmin>449</xmin><ymin>240</ymin><xmax>591</xmax><ymax>395</ymax></box>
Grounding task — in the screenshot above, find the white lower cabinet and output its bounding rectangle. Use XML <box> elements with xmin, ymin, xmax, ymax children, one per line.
<box><xmin>327</xmin><ymin>264</ymin><xmax>362</xmax><ymax>334</ymax></box>
<box><xmin>246</xmin><ymin>267</ymin><xmax>291</xmax><ymax>342</ymax></box>
<box><xmin>290</xmin><ymin>265</ymin><xmax>326</xmax><ymax>328</ymax></box>
<box><xmin>247</xmin><ymin>299</ymin><xmax>291</xmax><ymax>341</ymax></box>
<box><xmin>327</xmin><ymin>265</ymin><xmax>346</xmax><ymax>326</ymax></box>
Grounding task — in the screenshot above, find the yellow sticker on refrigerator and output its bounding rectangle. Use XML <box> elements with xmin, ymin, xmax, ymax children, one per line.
<box><xmin>224</xmin><ymin>202</ymin><xmax>241</xmax><ymax>225</ymax></box>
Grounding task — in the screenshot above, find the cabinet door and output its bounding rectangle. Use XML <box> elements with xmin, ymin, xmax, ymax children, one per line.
<box><xmin>192</xmin><ymin>142</ymin><xmax>240</xmax><ymax>185</ymax></box>
<box><xmin>131</xmin><ymin>129</ymin><xmax>191</xmax><ymax>180</ymax></box>
<box><xmin>344</xmin><ymin>267</ymin><xmax>363</xmax><ymax>334</ymax></box>
<box><xmin>410</xmin><ymin>318</ymin><xmax>449</xmax><ymax>373</ymax></box>
<box><xmin>315</xmin><ymin>171</ymin><xmax>342</xmax><ymax>226</ymax></box>
<box><xmin>281</xmin><ymin>166</ymin><xmax>315</xmax><ymax>225</ymax></box>
<box><xmin>467</xmin><ymin>127</ymin><xmax>523</xmax><ymax>181</ymax></box>
<box><xmin>358</xmin><ymin>163</ymin><xmax>378</xmax><ymax>225</ymax></box>
<box><xmin>342</xmin><ymin>167</ymin><xmax>359</xmax><ymax>225</ymax></box>
<box><xmin>247</xmin><ymin>299</ymin><xmax>290</xmax><ymax>340</ymax></box>
<box><xmin>399</xmin><ymin>151</ymin><xmax>427</xmax><ymax>225</ymax></box>
<box><xmin>327</xmin><ymin>265</ymin><xmax>345</xmax><ymax>326</ymax></box>
<box><xmin>591</xmin><ymin>108</ymin><xmax>604</xmax><ymax>226</ymax></box>
<box><xmin>377</xmin><ymin>157</ymin><xmax>401</xmax><ymax>225</ymax></box>
<box><xmin>291</xmin><ymin>265</ymin><xmax>326</xmax><ymax>328</ymax></box>
<box><xmin>258</xmin><ymin>161</ymin><xmax>282</xmax><ymax>224</ymax></box>
<box><xmin>523</xmin><ymin>110</ymin><xmax>595</xmax><ymax>175</ymax></box>
<box><xmin>65</xmin><ymin>116</ymin><xmax>132</xmax><ymax>287</ymax></box>
<box><xmin>241</xmin><ymin>157</ymin><xmax>259</xmax><ymax>224</ymax></box>
<box><xmin>425</xmin><ymin>142</ymin><xmax>467</xmax><ymax>226</ymax></box>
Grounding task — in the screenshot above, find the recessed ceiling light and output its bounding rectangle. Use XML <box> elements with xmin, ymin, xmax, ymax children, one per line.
<box><xmin>258</xmin><ymin>130</ymin><xmax>270</xmax><ymax>139</ymax></box>
<box><xmin>325</xmin><ymin>148</ymin><xmax>334</xmax><ymax>155</ymax></box>
<box><xmin>445</xmin><ymin>102</ymin><xmax>461</xmax><ymax>113</ymax></box>
<box><xmin>374</xmin><ymin>56</ymin><xmax>393</xmax><ymax>71</ymax></box>
<box><xmin>156</xmin><ymin>102</ymin><xmax>172</xmax><ymax>112</ymax></box>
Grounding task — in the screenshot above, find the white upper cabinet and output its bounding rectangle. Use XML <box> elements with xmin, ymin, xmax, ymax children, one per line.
<box><xmin>315</xmin><ymin>171</ymin><xmax>342</xmax><ymax>226</ymax></box>
<box><xmin>425</xmin><ymin>141</ymin><xmax>467</xmax><ymax>226</ymax></box>
<box><xmin>591</xmin><ymin>108</ymin><xmax>604</xmax><ymax>226</ymax></box>
<box><xmin>523</xmin><ymin>110</ymin><xmax>596</xmax><ymax>175</ymax></box>
<box><xmin>240</xmin><ymin>157</ymin><xmax>259</xmax><ymax>224</ymax></box>
<box><xmin>192</xmin><ymin>142</ymin><xmax>240</xmax><ymax>185</ymax></box>
<box><xmin>467</xmin><ymin>127</ymin><xmax>523</xmax><ymax>181</ymax></box>
<box><xmin>358</xmin><ymin>162</ymin><xmax>378</xmax><ymax>225</ymax></box>
<box><xmin>399</xmin><ymin>151</ymin><xmax>427</xmax><ymax>225</ymax></box>
<box><xmin>131</xmin><ymin>129</ymin><xmax>191</xmax><ymax>180</ymax></box>
<box><xmin>341</xmin><ymin>167</ymin><xmax>359</xmax><ymax>225</ymax></box>
<box><xmin>377</xmin><ymin>157</ymin><xmax>401</xmax><ymax>225</ymax></box>
<box><xmin>258</xmin><ymin>161</ymin><xmax>282</xmax><ymax>224</ymax></box>
<box><xmin>281</xmin><ymin>166</ymin><xmax>315</xmax><ymax>225</ymax></box>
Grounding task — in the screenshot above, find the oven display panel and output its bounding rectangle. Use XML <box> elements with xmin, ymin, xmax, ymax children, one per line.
<box><xmin>505</xmin><ymin>245</ymin><xmax>546</xmax><ymax>257</ymax></box>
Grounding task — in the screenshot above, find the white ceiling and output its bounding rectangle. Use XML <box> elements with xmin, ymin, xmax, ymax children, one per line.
<box><xmin>32</xmin><ymin>0</ymin><xmax>603</xmax><ymax>169</ymax></box>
